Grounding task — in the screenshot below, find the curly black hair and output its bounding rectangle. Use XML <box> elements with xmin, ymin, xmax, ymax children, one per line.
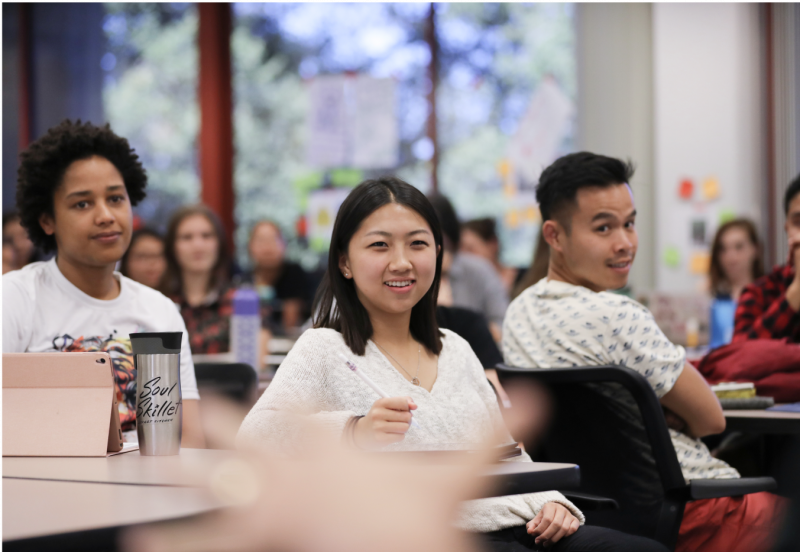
<box><xmin>16</xmin><ymin>120</ymin><xmax>147</xmax><ymax>253</ymax></box>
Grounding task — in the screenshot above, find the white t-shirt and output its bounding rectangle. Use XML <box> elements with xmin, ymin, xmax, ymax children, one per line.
<box><xmin>3</xmin><ymin>258</ymin><xmax>200</xmax><ymax>431</ymax></box>
<box><xmin>502</xmin><ymin>278</ymin><xmax>739</xmax><ymax>482</ymax></box>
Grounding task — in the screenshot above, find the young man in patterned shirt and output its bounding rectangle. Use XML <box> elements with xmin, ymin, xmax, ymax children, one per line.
<box><xmin>502</xmin><ymin>152</ymin><xmax>785</xmax><ymax>552</ymax></box>
<box><xmin>734</xmin><ymin>173</ymin><xmax>800</xmax><ymax>342</ymax></box>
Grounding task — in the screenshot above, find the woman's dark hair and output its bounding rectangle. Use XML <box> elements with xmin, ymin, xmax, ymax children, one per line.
<box><xmin>16</xmin><ymin>120</ymin><xmax>147</xmax><ymax>253</ymax></box>
<box><xmin>709</xmin><ymin>218</ymin><xmax>763</xmax><ymax>296</ymax></box>
<box><xmin>313</xmin><ymin>176</ymin><xmax>444</xmax><ymax>356</ymax></box>
<box><xmin>536</xmin><ymin>152</ymin><xmax>635</xmax><ymax>229</ymax></box>
<box><xmin>784</xmin><ymin>173</ymin><xmax>800</xmax><ymax>215</ymax></box>
<box><xmin>120</xmin><ymin>227</ymin><xmax>164</xmax><ymax>278</ymax></box>
<box><xmin>512</xmin><ymin>225</ymin><xmax>549</xmax><ymax>300</ymax></box>
<box><xmin>427</xmin><ymin>193</ymin><xmax>461</xmax><ymax>251</ymax></box>
<box><xmin>160</xmin><ymin>204</ymin><xmax>230</xmax><ymax>298</ymax></box>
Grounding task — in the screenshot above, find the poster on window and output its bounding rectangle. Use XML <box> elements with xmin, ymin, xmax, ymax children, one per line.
<box><xmin>305</xmin><ymin>75</ymin><xmax>398</xmax><ymax>170</ymax></box>
<box><xmin>306</xmin><ymin>187</ymin><xmax>352</xmax><ymax>252</ymax></box>
<box><xmin>507</xmin><ymin>76</ymin><xmax>573</xmax><ymax>190</ymax></box>
<box><xmin>352</xmin><ymin>76</ymin><xmax>398</xmax><ymax>169</ymax></box>
<box><xmin>305</xmin><ymin>75</ymin><xmax>348</xmax><ymax>168</ymax></box>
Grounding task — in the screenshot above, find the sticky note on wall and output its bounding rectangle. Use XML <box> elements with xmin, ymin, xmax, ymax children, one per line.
<box><xmin>702</xmin><ymin>177</ymin><xmax>720</xmax><ymax>200</ymax></box>
<box><xmin>690</xmin><ymin>252</ymin><xmax>710</xmax><ymax>275</ymax></box>
<box><xmin>719</xmin><ymin>209</ymin><xmax>736</xmax><ymax>224</ymax></box>
<box><xmin>664</xmin><ymin>246</ymin><xmax>681</xmax><ymax>268</ymax></box>
<box><xmin>678</xmin><ymin>179</ymin><xmax>694</xmax><ymax>200</ymax></box>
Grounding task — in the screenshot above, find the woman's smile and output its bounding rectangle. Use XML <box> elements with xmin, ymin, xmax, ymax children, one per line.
<box><xmin>384</xmin><ymin>278</ymin><xmax>416</xmax><ymax>293</ymax></box>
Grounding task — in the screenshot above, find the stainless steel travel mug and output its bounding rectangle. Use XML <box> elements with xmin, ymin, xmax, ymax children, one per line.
<box><xmin>130</xmin><ymin>332</ymin><xmax>183</xmax><ymax>456</ymax></box>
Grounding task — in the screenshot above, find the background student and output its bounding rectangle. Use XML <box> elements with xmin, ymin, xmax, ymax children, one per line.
<box><xmin>3</xmin><ymin>119</ymin><xmax>204</xmax><ymax>447</ymax></box>
<box><xmin>503</xmin><ymin>152</ymin><xmax>786</xmax><ymax>552</ymax></box>
<box><xmin>460</xmin><ymin>217</ymin><xmax>520</xmax><ymax>295</ymax></box>
<box><xmin>160</xmin><ymin>204</ymin><xmax>238</xmax><ymax>355</ymax></box>
<box><xmin>2</xmin><ymin>210</ymin><xmax>43</xmax><ymax>269</ymax></box>
<box><xmin>427</xmin><ymin>193</ymin><xmax>509</xmax><ymax>340</ymax></box>
<box><xmin>119</xmin><ymin>227</ymin><xmax>167</xmax><ymax>290</ymax></box>
<box><xmin>238</xmin><ymin>176</ymin><xmax>666</xmax><ymax>552</ymax></box>
<box><xmin>246</xmin><ymin>220</ymin><xmax>310</xmax><ymax>335</ymax></box>
<box><xmin>734</xmin><ymin>174</ymin><xmax>800</xmax><ymax>343</ymax></box>
<box><xmin>2</xmin><ymin>236</ymin><xmax>16</xmax><ymax>274</ymax></box>
<box><xmin>707</xmin><ymin>219</ymin><xmax>763</xmax><ymax>348</ymax></box>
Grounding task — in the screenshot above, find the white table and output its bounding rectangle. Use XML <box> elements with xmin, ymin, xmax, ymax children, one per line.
<box><xmin>3</xmin><ymin>478</ymin><xmax>220</xmax><ymax>542</ymax></box>
<box><xmin>3</xmin><ymin>448</ymin><xmax>578</xmax><ymax>547</ymax></box>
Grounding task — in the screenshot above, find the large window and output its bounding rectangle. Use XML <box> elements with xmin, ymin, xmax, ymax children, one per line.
<box><xmin>102</xmin><ymin>3</ymin><xmax>199</xmax><ymax>226</ymax></box>
<box><xmin>437</xmin><ymin>4</ymin><xmax>575</xmax><ymax>267</ymax></box>
<box><xmin>101</xmin><ymin>3</ymin><xmax>575</xmax><ymax>270</ymax></box>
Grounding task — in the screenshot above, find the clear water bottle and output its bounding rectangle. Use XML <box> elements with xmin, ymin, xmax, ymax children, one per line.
<box><xmin>231</xmin><ymin>286</ymin><xmax>261</xmax><ymax>372</ymax></box>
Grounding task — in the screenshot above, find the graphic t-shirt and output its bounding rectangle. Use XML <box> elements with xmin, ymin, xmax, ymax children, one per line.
<box><xmin>502</xmin><ymin>278</ymin><xmax>739</xmax><ymax>482</ymax></box>
<box><xmin>3</xmin><ymin>258</ymin><xmax>200</xmax><ymax>431</ymax></box>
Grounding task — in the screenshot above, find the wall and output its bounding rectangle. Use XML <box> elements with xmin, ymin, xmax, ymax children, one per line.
<box><xmin>576</xmin><ymin>3</ymin><xmax>655</xmax><ymax>294</ymax></box>
<box><xmin>653</xmin><ymin>3</ymin><xmax>765</xmax><ymax>293</ymax></box>
<box><xmin>2</xmin><ymin>4</ymin><xmax>105</xmax><ymax>214</ymax></box>
<box><xmin>3</xmin><ymin>4</ymin><xmax>21</xmax><ymax>212</ymax></box>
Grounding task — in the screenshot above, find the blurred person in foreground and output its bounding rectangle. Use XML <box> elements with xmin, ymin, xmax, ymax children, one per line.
<box><xmin>707</xmin><ymin>219</ymin><xmax>763</xmax><ymax>349</ymax></box>
<box><xmin>238</xmin><ymin>176</ymin><xmax>666</xmax><ymax>552</ymax></box>
<box><xmin>503</xmin><ymin>151</ymin><xmax>787</xmax><ymax>552</ymax></box>
<box><xmin>461</xmin><ymin>217</ymin><xmax>521</xmax><ymax>295</ymax></box>
<box><xmin>734</xmin><ymin>174</ymin><xmax>800</xmax><ymax>343</ymax></box>
<box><xmin>2</xmin><ymin>210</ymin><xmax>43</xmax><ymax>269</ymax></box>
<box><xmin>428</xmin><ymin>193</ymin><xmax>509</xmax><ymax>341</ymax></box>
<box><xmin>121</xmin><ymin>381</ymin><xmax>563</xmax><ymax>552</ymax></box>
<box><xmin>3</xmin><ymin>120</ymin><xmax>203</xmax><ymax>447</ymax></box>
<box><xmin>246</xmin><ymin>220</ymin><xmax>310</xmax><ymax>335</ymax></box>
<box><xmin>119</xmin><ymin>227</ymin><xmax>167</xmax><ymax>290</ymax></box>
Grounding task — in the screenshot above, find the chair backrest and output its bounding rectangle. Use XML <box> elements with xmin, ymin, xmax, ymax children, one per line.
<box><xmin>496</xmin><ymin>364</ymin><xmax>688</xmax><ymax>540</ymax></box>
<box><xmin>194</xmin><ymin>363</ymin><xmax>258</xmax><ymax>405</ymax></box>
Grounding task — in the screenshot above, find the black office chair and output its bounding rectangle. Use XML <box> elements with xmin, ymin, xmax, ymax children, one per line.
<box><xmin>496</xmin><ymin>364</ymin><xmax>776</xmax><ymax>551</ymax></box>
<box><xmin>194</xmin><ymin>362</ymin><xmax>258</xmax><ymax>406</ymax></box>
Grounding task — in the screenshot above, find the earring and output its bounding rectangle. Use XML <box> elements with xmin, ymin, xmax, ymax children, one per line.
<box><xmin>344</xmin><ymin>272</ymin><xmax>349</xmax><ymax>277</ymax></box>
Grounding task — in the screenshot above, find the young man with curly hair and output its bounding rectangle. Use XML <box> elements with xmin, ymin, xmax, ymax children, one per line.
<box><xmin>3</xmin><ymin>120</ymin><xmax>204</xmax><ymax>447</ymax></box>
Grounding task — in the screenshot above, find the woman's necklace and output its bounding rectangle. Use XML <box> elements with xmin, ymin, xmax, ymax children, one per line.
<box><xmin>374</xmin><ymin>341</ymin><xmax>422</xmax><ymax>386</ymax></box>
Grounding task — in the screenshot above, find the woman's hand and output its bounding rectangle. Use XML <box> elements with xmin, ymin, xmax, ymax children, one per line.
<box><xmin>354</xmin><ymin>397</ymin><xmax>417</xmax><ymax>449</ymax></box>
<box><xmin>526</xmin><ymin>502</ymin><xmax>580</xmax><ymax>547</ymax></box>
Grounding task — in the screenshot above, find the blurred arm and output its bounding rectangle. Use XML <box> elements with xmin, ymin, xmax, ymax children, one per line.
<box><xmin>181</xmin><ymin>399</ymin><xmax>206</xmax><ymax>448</ymax></box>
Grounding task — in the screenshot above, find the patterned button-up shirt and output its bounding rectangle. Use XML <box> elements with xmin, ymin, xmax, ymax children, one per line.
<box><xmin>503</xmin><ymin>278</ymin><xmax>739</xmax><ymax>482</ymax></box>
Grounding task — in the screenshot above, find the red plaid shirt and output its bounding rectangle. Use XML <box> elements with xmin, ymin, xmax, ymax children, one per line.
<box><xmin>733</xmin><ymin>264</ymin><xmax>800</xmax><ymax>343</ymax></box>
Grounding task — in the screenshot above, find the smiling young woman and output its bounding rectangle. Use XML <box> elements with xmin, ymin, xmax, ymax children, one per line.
<box><xmin>238</xmin><ymin>176</ymin><xmax>666</xmax><ymax>552</ymax></box>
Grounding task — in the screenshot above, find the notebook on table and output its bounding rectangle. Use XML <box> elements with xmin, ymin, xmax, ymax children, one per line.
<box><xmin>3</xmin><ymin>352</ymin><xmax>137</xmax><ymax>457</ymax></box>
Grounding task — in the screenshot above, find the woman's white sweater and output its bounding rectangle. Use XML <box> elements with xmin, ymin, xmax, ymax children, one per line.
<box><xmin>237</xmin><ymin>327</ymin><xmax>584</xmax><ymax>533</ymax></box>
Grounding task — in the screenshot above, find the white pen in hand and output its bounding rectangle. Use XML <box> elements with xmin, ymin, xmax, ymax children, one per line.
<box><xmin>338</xmin><ymin>353</ymin><xmax>422</xmax><ymax>429</ymax></box>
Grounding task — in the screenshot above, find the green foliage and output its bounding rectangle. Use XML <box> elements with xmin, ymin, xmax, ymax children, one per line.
<box><xmin>102</xmin><ymin>3</ymin><xmax>199</xmax><ymax>226</ymax></box>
